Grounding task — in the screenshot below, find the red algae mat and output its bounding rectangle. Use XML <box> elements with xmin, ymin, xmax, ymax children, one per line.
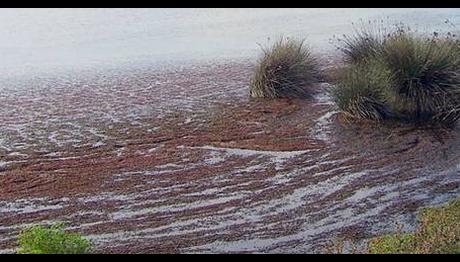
<box><xmin>0</xmin><ymin>61</ymin><xmax>459</xmax><ymax>253</ymax></box>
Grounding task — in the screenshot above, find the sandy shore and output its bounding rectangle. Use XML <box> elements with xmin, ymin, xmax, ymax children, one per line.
<box><xmin>0</xmin><ymin>59</ymin><xmax>459</xmax><ymax>253</ymax></box>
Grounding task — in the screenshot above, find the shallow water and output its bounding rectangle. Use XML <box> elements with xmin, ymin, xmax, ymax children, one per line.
<box><xmin>1</xmin><ymin>9</ymin><xmax>460</xmax><ymax>254</ymax></box>
<box><xmin>1</xmin><ymin>8</ymin><xmax>460</xmax><ymax>77</ymax></box>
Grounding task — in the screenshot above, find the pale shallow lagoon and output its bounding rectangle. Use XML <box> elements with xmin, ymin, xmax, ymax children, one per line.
<box><xmin>0</xmin><ymin>8</ymin><xmax>459</xmax><ymax>77</ymax></box>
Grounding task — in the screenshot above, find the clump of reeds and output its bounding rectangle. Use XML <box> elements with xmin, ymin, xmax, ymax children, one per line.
<box><xmin>332</xmin><ymin>21</ymin><xmax>460</xmax><ymax>127</ymax></box>
<box><xmin>332</xmin><ymin>60</ymin><xmax>392</xmax><ymax>121</ymax></box>
<box><xmin>334</xmin><ymin>20</ymin><xmax>387</xmax><ymax>64</ymax></box>
<box><xmin>249</xmin><ymin>37</ymin><xmax>320</xmax><ymax>98</ymax></box>
<box><xmin>380</xmin><ymin>32</ymin><xmax>460</xmax><ymax>126</ymax></box>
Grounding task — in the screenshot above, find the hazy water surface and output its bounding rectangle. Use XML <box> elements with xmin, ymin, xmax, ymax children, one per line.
<box><xmin>0</xmin><ymin>8</ymin><xmax>460</xmax><ymax>76</ymax></box>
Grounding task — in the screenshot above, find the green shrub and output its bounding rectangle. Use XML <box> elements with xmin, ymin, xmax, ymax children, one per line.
<box><xmin>17</xmin><ymin>223</ymin><xmax>91</xmax><ymax>254</ymax></box>
<box><xmin>368</xmin><ymin>198</ymin><xmax>460</xmax><ymax>254</ymax></box>
<box><xmin>332</xmin><ymin>60</ymin><xmax>392</xmax><ymax>121</ymax></box>
<box><xmin>249</xmin><ymin>37</ymin><xmax>319</xmax><ymax>98</ymax></box>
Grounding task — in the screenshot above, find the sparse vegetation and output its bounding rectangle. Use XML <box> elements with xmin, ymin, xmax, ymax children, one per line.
<box><xmin>17</xmin><ymin>223</ymin><xmax>91</xmax><ymax>254</ymax></box>
<box><xmin>333</xmin><ymin>21</ymin><xmax>460</xmax><ymax>127</ymax></box>
<box><xmin>324</xmin><ymin>198</ymin><xmax>460</xmax><ymax>254</ymax></box>
<box><xmin>249</xmin><ymin>37</ymin><xmax>320</xmax><ymax>98</ymax></box>
<box><xmin>368</xmin><ymin>198</ymin><xmax>460</xmax><ymax>254</ymax></box>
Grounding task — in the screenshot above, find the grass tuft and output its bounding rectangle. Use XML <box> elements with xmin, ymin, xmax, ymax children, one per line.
<box><xmin>380</xmin><ymin>32</ymin><xmax>460</xmax><ymax>125</ymax></box>
<box><xmin>332</xmin><ymin>60</ymin><xmax>393</xmax><ymax>121</ymax></box>
<box><xmin>249</xmin><ymin>37</ymin><xmax>319</xmax><ymax>98</ymax></box>
<box><xmin>333</xmin><ymin>21</ymin><xmax>460</xmax><ymax>127</ymax></box>
<box><xmin>335</xmin><ymin>20</ymin><xmax>387</xmax><ymax>64</ymax></box>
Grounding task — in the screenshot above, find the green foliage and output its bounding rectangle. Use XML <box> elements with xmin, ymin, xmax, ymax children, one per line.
<box><xmin>368</xmin><ymin>232</ymin><xmax>417</xmax><ymax>254</ymax></box>
<box><xmin>333</xmin><ymin>21</ymin><xmax>460</xmax><ymax>126</ymax></box>
<box><xmin>17</xmin><ymin>223</ymin><xmax>91</xmax><ymax>254</ymax></box>
<box><xmin>332</xmin><ymin>60</ymin><xmax>392</xmax><ymax>121</ymax></box>
<box><xmin>380</xmin><ymin>33</ymin><xmax>460</xmax><ymax>125</ymax></box>
<box><xmin>335</xmin><ymin>20</ymin><xmax>387</xmax><ymax>64</ymax></box>
<box><xmin>249</xmin><ymin>37</ymin><xmax>319</xmax><ymax>98</ymax></box>
<box><xmin>368</xmin><ymin>198</ymin><xmax>460</xmax><ymax>254</ymax></box>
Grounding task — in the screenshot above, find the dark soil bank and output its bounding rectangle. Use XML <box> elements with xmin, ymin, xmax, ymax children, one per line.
<box><xmin>0</xmin><ymin>60</ymin><xmax>459</xmax><ymax>253</ymax></box>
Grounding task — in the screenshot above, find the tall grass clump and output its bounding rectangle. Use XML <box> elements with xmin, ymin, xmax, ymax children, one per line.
<box><xmin>249</xmin><ymin>37</ymin><xmax>319</xmax><ymax>98</ymax></box>
<box><xmin>332</xmin><ymin>60</ymin><xmax>392</xmax><ymax>121</ymax></box>
<box><xmin>17</xmin><ymin>223</ymin><xmax>91</xmax><ymax>254</ymax></box>
<box><xmin>333</xmin><ymin>21</ymin><xmax>460</xmax><ymax>127</ymax></box>
<box><xmin>368</xmin><ymin>198</ymin><xmax>460</xmax><ymax>254</ymax></box>
<box><xmin>380</xmin><ymin>32</ymin><xmax>460</xmax><ymax>126</ymax></box>
<box><xmin>335</xmin><ymin>20</ymin><xmax>387</xmax><ymax>64</ymax></box>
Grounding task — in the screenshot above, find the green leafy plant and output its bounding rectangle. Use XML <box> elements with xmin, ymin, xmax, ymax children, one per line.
<box><xmin>17</xmin><ymin>223</ymin><xmax>91</xmax><ymax>254</ymax></box>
